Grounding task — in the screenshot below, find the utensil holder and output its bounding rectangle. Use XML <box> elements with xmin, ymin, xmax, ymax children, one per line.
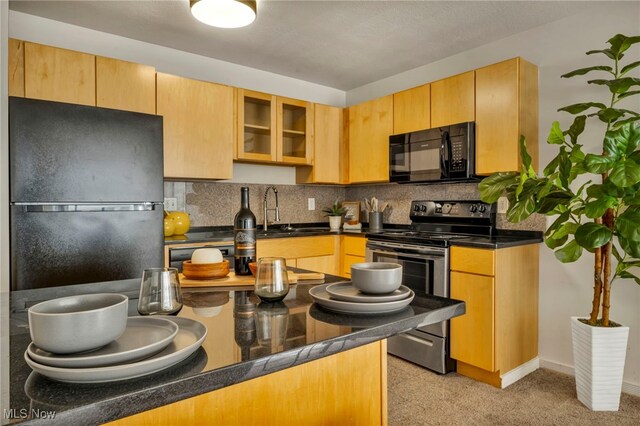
<box><xmin>369</xmin><ymin>212</ymin><xmax>383</xmax><ymax>231</ymax></box>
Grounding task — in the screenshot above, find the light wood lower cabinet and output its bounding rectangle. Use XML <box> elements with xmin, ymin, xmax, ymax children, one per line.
<box><xmin>450</xmin><ymin>244</ymin><xmax>539</xmax><ymax>388</ymax></box>
<box><xmin>341</xmin><ymin>235</ymin><xmax>367</xmax><ymax>278</ymax></box>
<box><xmin>257</xmin><ymin>235</ymin><xmax>339</xmax><ymax>276</ymax></box>
<box><xmin>107</xmin><ymin>340</ymin><xmax>387</xmax><ymax>426</ymax></box>
<box><xmin>157</xmin><ymin>73</ymin><xmax>234</xmax><ymax>180</ymax></box>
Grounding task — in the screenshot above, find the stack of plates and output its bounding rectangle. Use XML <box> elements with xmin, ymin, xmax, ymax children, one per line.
<box><xmin>24</xmin><ymin>316</ymin><xmax>207</xmax><ymax>383</ymax></box>
<box><xmin>309</xmin><ymin>282</ymin><xmax>414</xmax><ymax>315</ymax></box>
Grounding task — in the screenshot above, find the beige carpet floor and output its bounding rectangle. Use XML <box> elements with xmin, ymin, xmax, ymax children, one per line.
<box><xmin>387</xmin><ymin>355</ymin><xmax>640</xmax><ymax>425</ymax></box>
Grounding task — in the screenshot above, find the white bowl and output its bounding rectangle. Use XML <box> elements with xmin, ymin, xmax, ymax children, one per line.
<box><xmin>28</xmin><ymin>293</ymin><xmax>128</xmax><ymax>354</ymax></box>
<box><xmin>351</xmin><ymin>262</ymin><xmax>403</xmax><ymax>294</ymax></box>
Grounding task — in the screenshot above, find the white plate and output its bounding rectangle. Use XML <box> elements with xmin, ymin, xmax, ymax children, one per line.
<box><xmin>325</xmin><ymin>283</ymin><xmax>412</xmax><ymax>303</ymax></box>
<box><xmin>24</xmin><ymin>316</ymin><xmax>207</xmax><ymax>383</ymax></box>
<box><xmin>27</xmin><ymin>317</ymin><xmax>179</xmax><ymax>368</ymax></box>
<box><xmin>310</xmin><ymin>284</ymin><xmax>414</xmax><ymax>315</ymax></box>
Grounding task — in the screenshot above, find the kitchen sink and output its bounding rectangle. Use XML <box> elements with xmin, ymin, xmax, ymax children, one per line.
<box><xmin>256</xmin><ymin>227</ymin><xmax>331</xmax><ymax>237</ymax></box>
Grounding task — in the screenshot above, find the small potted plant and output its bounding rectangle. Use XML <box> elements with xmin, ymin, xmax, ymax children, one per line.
<box><xmin>323</xmin><ymin>200</ymin><xmax>347</xmax><ymax>231</ymax></box>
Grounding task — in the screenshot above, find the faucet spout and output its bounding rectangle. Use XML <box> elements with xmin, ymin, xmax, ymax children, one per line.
<box><xmin>263</xmin><ymin>186</ymin><xmax>280</xmax><ymax>231</ymax></box>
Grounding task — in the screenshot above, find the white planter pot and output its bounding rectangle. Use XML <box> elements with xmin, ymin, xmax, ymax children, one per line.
<box><xmin>571</xmin><ymin>316</ymin><xmax>629</xmax><ymax>411</ymax></box>
<box><xmin>328</xmin><ymin>216</ymin><xmax>342</xmax><ymax>231</ymax></box>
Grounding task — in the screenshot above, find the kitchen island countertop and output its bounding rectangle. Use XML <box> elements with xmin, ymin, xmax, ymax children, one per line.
<box><xmin>6</xmin><ymin>271</ymin><xmax>464</xmax><ymax>425</ymax></box>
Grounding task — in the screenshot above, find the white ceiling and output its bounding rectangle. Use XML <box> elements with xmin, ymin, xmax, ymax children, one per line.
<box><xmin>9</xmin><ymin>0</ymin><xmax>603</xmax><ymax>90</ymax></box>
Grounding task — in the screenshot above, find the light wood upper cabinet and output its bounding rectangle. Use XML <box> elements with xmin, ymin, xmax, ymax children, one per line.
<box><xmin>277</xmin><ymin>97</ymin><xmax>313</xmax><ymax>164</ymax></box>
<box><xmin>96</xmin><ymin>57</ymin><xmax>156</xmax><ymax>114</ymax></box>
<box><xmin>296</xmin><ymin>104</ymin><xmax>342</xmax><ymax>184</ymax></box>
<box><xmin>8</xmin><ymin>38</ymin><xmax>25</xmax><ymax>97</ymax></box>
<box><xmin>393</xmin><ymin>84</ymin><xmax>430</xmax><ymax>134</ymax></box>
<box><xmin>24</xmin><ymin>42</ymin><xmax>96</xmax><ymax>106</ymax></box>
<box><xmin>157</xmin><ymin>73</ymin><xmax>234</xmax><ymax>180</ymax></box>
<box><xmin>431</xmin><ymin>71</ymin><xmax>474</xmax><ymax>127</ymax></box>
<box><xmin>475</xmin><ymin>58</ymin><xmax>538</xmax><ymax>175</ymax></box>
<box><xmin>237</xmin><ymin>90</ymin><xmax>313</xmax><ymax>165</ymax></box>
<box><xmin>237</xmin><ymin>89</ymin><xmax>277</xmax><ymax>162</ymax></box>
<box><xmin>348</xmin><ymin>95</ymin><xmax>393</xmax><ymax>183</ymax></box>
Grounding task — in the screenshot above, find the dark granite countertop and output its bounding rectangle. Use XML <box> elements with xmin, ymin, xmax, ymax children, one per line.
<box><xmin>6</xmin><ymin>272</ymin><xmax>464</xmax><ymax>425</ymax></box>
<box><xmin>164</xmin><ymin>224</ymin><xmax>367</xmax><ymax>245</ymax></box>
<box><xmin>165</xmin><ymin>225</ymin><xmax>541</xmax><ymax>248</ymax></box>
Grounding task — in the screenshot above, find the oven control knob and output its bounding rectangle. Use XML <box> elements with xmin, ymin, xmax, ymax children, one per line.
<box><xmin>478</xmin><ymin>205</ymin><xmax>487</xmax><ymax>213</ymax></box>
<box><xmin>420</xmin><ymin>205</ymin><xmax>427</xmax><ymax>212</ymax></box>
<box><xmin>469</xmin><ymin>204</ymin><xmax>478</xmax><ymax>213</ymax></box>
<box><xmin>413</xmin><ymin>204</ymin><xmax>421</xmax><ymax>212</ymax></box>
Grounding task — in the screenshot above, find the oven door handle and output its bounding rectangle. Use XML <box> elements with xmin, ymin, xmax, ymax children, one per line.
<box><xmin>369</xmin><ymin>248</ymin><xmax>445</xmax><ymax>262</ymax></box>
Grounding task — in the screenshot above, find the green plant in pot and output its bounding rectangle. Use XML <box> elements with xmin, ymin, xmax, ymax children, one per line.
<box><xmin>479</xmin><ymin>34</ymin><xmax>640</xmax><ymax>411</ymax></box>
<box><xmin>323</xmin><ymin>200</ymin><xmax>347</xmax><ymax>231</ymax></box>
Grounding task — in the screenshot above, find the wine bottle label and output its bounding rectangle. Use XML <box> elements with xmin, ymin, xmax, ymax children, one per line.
<box><xmin>234</xmin><ymin>227</ymin><xmax>256</xmax><ymax>256</ymax></box>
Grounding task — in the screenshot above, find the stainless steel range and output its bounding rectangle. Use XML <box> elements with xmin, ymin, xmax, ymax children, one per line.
<box><xmin>366</xmin><ymin>200</ymin><xmax>496</xmax><ymax>373</ymax></box>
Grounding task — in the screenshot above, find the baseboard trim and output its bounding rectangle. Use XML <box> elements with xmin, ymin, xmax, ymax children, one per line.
<box><xmin>500</xmin><ymin>357</ymin><xmax>540</xmax><ymax>389</ymax></box>
<box><xmin>540</xmin><ymin>359</ymin><xmax>640</xmax><ymax>397</ymax></box>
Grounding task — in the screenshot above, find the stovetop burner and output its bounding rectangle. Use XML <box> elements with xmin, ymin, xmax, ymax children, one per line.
<box><xmin>367</xmin><ymin>200</ymin><xmax>497</xmax><ymax>247</ymax></box>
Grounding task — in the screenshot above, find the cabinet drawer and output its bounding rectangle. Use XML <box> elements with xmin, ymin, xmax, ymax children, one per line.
<box><xmin>343</xmin><ymin>236</ymin><xmax>366</xmax><ymax>256</ymax></box>
<box><xmin>450</xmin><ymin>246</ymin><xmax>495</xmax><ymax>276</ymax></box>
<box><xmin>257</xmin><ymin>236</ymin><xmax>334</xmax><ymax>259</ymax></box>
<box><xmin>343</xmin><ymin>254</ymin><xmax>365</xmax><ymax>277</ymax></box>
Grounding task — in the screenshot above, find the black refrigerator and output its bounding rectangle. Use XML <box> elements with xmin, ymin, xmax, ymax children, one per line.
<box><xmin>9</xmin><ymin>97</ymin><xmax>164</xmax><ymax>291</ymax></box>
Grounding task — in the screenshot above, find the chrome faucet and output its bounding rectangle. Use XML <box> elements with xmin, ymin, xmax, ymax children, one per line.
<box><xmin>263</xmin><ymin>186</ymin><xmax>280</xmax><ymax>230</ymax></box>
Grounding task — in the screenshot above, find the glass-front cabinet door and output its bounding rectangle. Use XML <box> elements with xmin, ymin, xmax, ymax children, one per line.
<box><xmin>237</xmin><ymin>89</ymin><xmax>277</xmax><ymax>162</ymax></box>
<box><xmin>277</xmin><ymin>97</ymin><xmax>313</xmax><ymax>165</ymax></box>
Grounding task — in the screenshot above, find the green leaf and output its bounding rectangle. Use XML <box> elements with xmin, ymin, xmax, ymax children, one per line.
<box><xmin>543</xmin><ymin>153</ymin><xmax>560</xmax><ymax>177</ymax></box>
<box><xmin>612</xmin><ymin>243</ymin><xmax>623</xmax><ymax>262</ymax></box>
<box><xmin>607</xmin><ymin>34</ymin><xmax>640</xmax><ymax>56</ymax></box>
<box><xmin>506</xmin><ymin>196</ymin><xmax>536</xmax><ymax>223</ymax></box>
<box><xmin>479</xmin><ymin>172</ymin><xmax>519</xmax><ymax>204</ymax></box>
<box><xmin>546</xmin><ymin>234</ymin><xmax>568</xmax><ymax>250</ymax></box>
<box><xmin>566</xmin><ymin>116</ymin><xmax>587</xmax><ymax>145</ymax></box>
<box><xmin>584</xmin><ymin>196</ymin><xmax>617</xmax><ymax>218</ymax></box>
<box><xmin>561</xmin><ymin>65</ymin><xmax>613</xmax><ymax>78</ymax></box>
<box><xmin>612</xmin><ymin>116</ymin><xmax>640</xmax><ymax>130</ymax></box>
<box><xmin>606</xmin><ymin>123</ymin><xmax>640</xmax><ymax>156</ymax></box>
<box><xmin>584</xmin><ymin>154</ymin><xmax>616</xmax><ymax>173</ymax></box>
<box><xmin>555</xmin><ymin>240</ymin><xmax>583</xmax><ymax>263</ymax></box>
<box><xmin>621</xmin><ymin>61</ymin><xmax>640</xmax><ymax>76</ymax></box>
<box><xmin>515</xmin><ymin>169</ymin><xmax>527</xmax><ymax>199</ymax></box>
<box><xmin>519</xmin><ymin>136</ymin><xmax>534</xmax><ymax>174</ymax></box>
<box><xmin>616</xmin><ymin>207</ymin><xmax>640</xmax><ymax>241</ymax></box>
<box><xmin>545</xmin><ymin>221</ymin><xmax>578</xmax><ymax>250</ymax></box>
<box><xmin>570</xmin><ymin>144</ymin><xmax>586</xmax><ymax>162</ymax></box>
<box><xmin>609</xmin><ymin>159</ymin><xmax>640</xmax><ymax>187</ymax></box>
<box><xmin>623</xmin><ymin>190</ymin><xmax>640</xmax><ymax>205</ymax></box>
<box><xmin>575</xmin><ymin>223</ymin><xmax>612</xmax><ymax>249</ymax></box>
<box><xmin>547</xmin><ymin>121</ymin><xmax>566</xmax><ymax>145</ymax></box>
<box><xmin>619</xmin><ymin>236</ymin><xmax>640</xmax><ymax>258</ymax></box>
<box><xmin>586</xmin><ymin>49</ymin><xmax>616</xmax><ymax>60</ymax></box>
<box><xmin>589</xmin><ymin>77</ymin><xmax>640</xmax><ymax>94</ymax></box>
<box><xmin>618</xmin><ymin>90</ymin><xmax>640</xmax><ymax>100</ymax></box>
<box><xmin>558</xmin><ymin>147</ymin><xmax>571</xmax><ymax>189</ymax></box>
<box><xmin>545</xmin><ymin>211</ymin><xmax>571</xmax><ymax>237</ymax></box>
<box><xmin>537</xmin><ymin>191</ymin><xmax>573</xmax><ymax>214</ymax></box>
<box><xmin>586</xmin><ymin>184</ymin><xmax>606</xmax><ymax>198</ymax></box>
<box><xmin>558</xmin><ymin>103</ymin><xmax>606</xmax><ymax>115</ymax></box>
<box><xmin>598</xmin><ymin>108</ymin><xmax>625</xmax><ymax>123</ymax></box>
<box><xmin>618</xmin><ymin>271</ymin><xmax>640</xmax><ymax>285</ymax></box>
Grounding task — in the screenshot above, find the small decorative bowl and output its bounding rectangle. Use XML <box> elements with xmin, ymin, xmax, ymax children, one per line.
<box><xmin>351</xmin><ymin>262</ymin><xmax>403</xmax><ymax>294</ymax></box>
<box><xmin>248</xmin><ymin>262</ymin><xmax>258</xmax><ymax>276</ymax></box>
<box><xmin>28</xmin><ymin>293</ymin><xmax>128</xmax><ymax>354</ymax></box>
<box><xmin>182</xmin><ymin>260</ymin><xmax>230</xmax><ymax>279</ymax></box>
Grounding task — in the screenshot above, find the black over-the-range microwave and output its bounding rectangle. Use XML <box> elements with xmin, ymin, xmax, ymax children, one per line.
<box><xmin>389</xmin><ymin>121</ymin><xmax>476</xmax><ymax>184</ymax></box>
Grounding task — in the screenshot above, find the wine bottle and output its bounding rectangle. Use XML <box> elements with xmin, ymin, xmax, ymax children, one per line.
<box><xmin>234</xmin><ymin>187</ymin><xmax>256</xmax><ymax>275</ymax></box>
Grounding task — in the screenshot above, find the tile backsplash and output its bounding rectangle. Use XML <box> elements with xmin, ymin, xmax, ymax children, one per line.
<box><xmin>165</xmin><ymin>181</ymin><xmax>545</xmax><ymax>232</ymax></box>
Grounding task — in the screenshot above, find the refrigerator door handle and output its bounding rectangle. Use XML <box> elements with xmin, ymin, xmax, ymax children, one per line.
<box><xmin>15</xmin><ymin>202</ymin><xmax>160</xmax><ymax>212</ymax></box>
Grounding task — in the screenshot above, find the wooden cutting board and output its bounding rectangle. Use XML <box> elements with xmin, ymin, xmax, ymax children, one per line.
<box><xmin>179</xmin><ymin>271</ymin><xmax>325</xmax><ymax>288</ymax></box>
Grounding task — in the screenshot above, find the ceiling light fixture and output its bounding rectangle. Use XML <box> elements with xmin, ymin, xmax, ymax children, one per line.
<box><xmin>190</xmin><ymin>0</ymin><xmax>257</xmax><ymax>29</ymax></box>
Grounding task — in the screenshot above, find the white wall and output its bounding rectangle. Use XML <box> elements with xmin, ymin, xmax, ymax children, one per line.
<box><xmin>347</xmin><ymin>2</ymin><xmax>640</xmax><ymax>391</ymax></box>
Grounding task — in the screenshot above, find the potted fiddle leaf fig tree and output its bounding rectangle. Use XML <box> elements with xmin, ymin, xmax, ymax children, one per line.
<box><xmin>323</xmin><ymin>200</ymin><xmax>347</xmax><ymax>231</ymax></box>
<box><xmin>479</xmin><ymin>34</ymin><xmax>640</xmax><ymax>411</ymax></box>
